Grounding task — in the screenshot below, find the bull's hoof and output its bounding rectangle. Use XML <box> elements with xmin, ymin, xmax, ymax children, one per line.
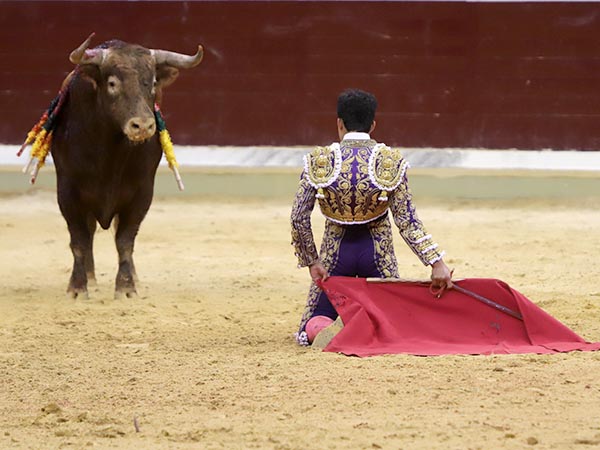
<box><xmin>114</xmin><ymin>289</ymin><xmax>138</xmax><ymax>300</ymax></box>
<box><xmin>67</xmin><ymin>287</ymin><xmax>89</xmax><ymax>300</ymax></box>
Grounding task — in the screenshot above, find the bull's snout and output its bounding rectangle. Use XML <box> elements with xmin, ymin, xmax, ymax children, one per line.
<box><xmin>124</xmin><ymin>117</ymin><xmax>156</xmax><ymax>142</ymax></box>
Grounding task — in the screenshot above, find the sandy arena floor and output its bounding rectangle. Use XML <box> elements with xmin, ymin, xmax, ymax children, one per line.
<box><xmin>1</xmin><ymin>171</ymin><xmax>600</xmax><ymax>449</ymax></box>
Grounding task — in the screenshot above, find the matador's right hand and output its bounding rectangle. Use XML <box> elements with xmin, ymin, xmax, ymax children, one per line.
<box><xmin>430</xmin><ymin>259</ymin><xmax>453</xmax><ymax>291</ymax></box>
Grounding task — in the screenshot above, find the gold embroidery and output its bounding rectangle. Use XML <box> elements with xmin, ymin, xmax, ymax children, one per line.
<box><xmin>369</xmin><ymin>216</ymin><xmax>400</xmax><ymax>278</ymax></box>
<box><xmin>305</xmin><ymin>144</ymin><xmax>341</xmax><ymax>192</ymax></box>
<box><xmin>297</xmin><ymin>221</ymin><xmax>345</xmax><ymax>333</ymax></box>
<box><xmin>389</xmin><ymin>175</ymin><xmax>444</xmax><ymax>266</ymax></box>
<box><xmin>316</xmin><ymin>140</ymin><xmax>389</xmax><ymax>224</ymax></box>
<box><xmin>290</xmin><ymin>175</ymin><xmax>319</xmax><ymax>267</ymax></box>
<box><xmin>321</xmin><ymin>144</ymin><xmax>355</xmax><ymax>219</ymax></box>
<box><xmin>369</xmin><ymin>145</ymin><xmax>406</xmax><ymax>190</ymax></box>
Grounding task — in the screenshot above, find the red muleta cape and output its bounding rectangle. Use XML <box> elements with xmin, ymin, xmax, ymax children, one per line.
<box><xmin>317</xmin><ymin>277</ymin><xmax>600</xmax><ymax>357</ymax></box>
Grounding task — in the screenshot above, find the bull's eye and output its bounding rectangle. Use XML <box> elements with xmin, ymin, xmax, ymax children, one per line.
<box><xmin>107</xmin><ymin>75</ymin><xmax>121</xmax><ymax>95</ymax></box>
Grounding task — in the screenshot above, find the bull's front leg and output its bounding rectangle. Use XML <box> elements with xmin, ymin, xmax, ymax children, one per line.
<box><xmin>114</xmin><ymin>212</ymin><xmax>143</xmax><ymax>299</ymax></box>
<box><xmin>57</xmin><ymin>184</ymin><xmax>94</xmax><ymax>299</ymax></box>
<box><xmin>84</xmin><ymin>213</ymin><xmax>98</xmax><ymax>286</ymax></box>
<box><xmin>65</xmin><ymin>217</ymin><xmax>94</xmax><ymax>299</ymax></box>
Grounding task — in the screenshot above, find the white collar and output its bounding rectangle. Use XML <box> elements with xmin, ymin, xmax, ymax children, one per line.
<box><xmin>343</xmin><ymin>132</ymin><xmax>371</xmax><ymax>140</ymax></box>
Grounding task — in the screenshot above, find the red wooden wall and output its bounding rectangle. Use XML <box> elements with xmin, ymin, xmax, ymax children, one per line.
<box><xmin>2</xmin><ymin>1</ymin><xmax>600</xmax><ymax>150</ymax></box>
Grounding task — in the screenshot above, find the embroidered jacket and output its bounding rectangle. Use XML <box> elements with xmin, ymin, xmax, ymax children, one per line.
<box><xmin>290</xmin><ymin>137</ymin><xmax>445</xmax><ymax>267</ymax></box>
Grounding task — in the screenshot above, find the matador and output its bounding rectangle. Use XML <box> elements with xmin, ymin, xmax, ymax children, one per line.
<box><xmin>290</xmin><ymin>89</ymin><xmax>453</xmax><ymax>346</ymax></box>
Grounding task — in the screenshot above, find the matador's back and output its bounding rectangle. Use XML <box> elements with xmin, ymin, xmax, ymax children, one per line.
<box><xmin>304</xmin><ymin>138</ymin><xmax>408</xmax><ymax>225</ymax></box>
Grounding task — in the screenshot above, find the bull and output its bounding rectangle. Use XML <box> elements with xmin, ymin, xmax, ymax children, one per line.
<box><xmin>41</xmin><ymin>34</ymin><xmax>203</xmax><ymax>299</ymax></box>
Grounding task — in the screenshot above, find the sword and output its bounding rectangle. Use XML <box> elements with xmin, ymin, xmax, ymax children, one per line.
<box><xmin>366</xmin><ymin>278</ymin><xmax>523</xmax><ymax>321</ymax></box>
<box><xmin>452</xmin><ymin>284</ymin><xmax>523</xmax><ymax>321</ymax></box>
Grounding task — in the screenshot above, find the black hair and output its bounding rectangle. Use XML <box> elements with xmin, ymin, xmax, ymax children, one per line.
<box><xmin>336</xmin><ymin>89</ymin><xmax>377</xmax><ymax>133</ymax></box>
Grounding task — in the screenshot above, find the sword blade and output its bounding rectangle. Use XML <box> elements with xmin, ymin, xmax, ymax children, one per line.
<box><xmin>452</xmin><ymin>284</ymin><xmax>523</xmax><ymax>321</ymax></box>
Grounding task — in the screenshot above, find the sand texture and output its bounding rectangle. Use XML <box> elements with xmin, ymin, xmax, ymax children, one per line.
<box><xmin>1</xmin><ymin>179</ymin><xmax>600</xmax><ymax>449</ymax></box>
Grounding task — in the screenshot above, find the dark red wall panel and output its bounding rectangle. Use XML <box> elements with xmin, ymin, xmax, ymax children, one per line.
<box><xmin>1</xmin><ymin>1</ymin><xmax>600</xmax><ymax>150</ymax></box>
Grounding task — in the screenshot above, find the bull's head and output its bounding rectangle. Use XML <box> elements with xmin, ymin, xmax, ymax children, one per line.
<box><xmin>69</xmin><ymin>33</ymin><xmax>203</xmax><ymax>143</ymax></box>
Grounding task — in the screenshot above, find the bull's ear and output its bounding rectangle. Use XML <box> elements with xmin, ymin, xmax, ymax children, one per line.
<box><xmin>156</xmin><ymin>65</ymin><xmax>179</xmax><ymax>89</ymax></box>
<box><xmin>77</xmin><ymin>64</ymin><xmax>101</xmax><ymax>90</ymax></box>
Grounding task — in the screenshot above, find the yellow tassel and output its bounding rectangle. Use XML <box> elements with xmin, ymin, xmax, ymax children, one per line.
<box><xmin>30</xmin><ymin>129</ymin><xmax>48</xmax><ymax>160</ymax></box>
<box><xmin>26</xmin><ymin>131</ymin><xmax>51</xmax><ymax>184</ymax></box>
<box><xmin>31</xmin><ymin>129</ymin><xmax>52</xmax><ymax>165</ymax></box>
<box><xmin>159</xmin><ymin>129</ymin><xmax>178</xmax><ymax>169</ymax></box>
<box><xmin>24</xmin><ymin>129</ymin><xmax>38</xmax><ymax>147</ymax></box>
<box><xmin>38</xmin><ymin>132</ymin><xmax>53</xmax><ymax>168</ymax></box>
<box><xmin>19</xmin><ymin>121</ymin><xmax>44</xmax><ymax>158</ymax></box>
<box><xmin>20</xmin><ymin>112</ymin><xmax>49</xmax><ymax>150</ymax></box>
<box><xmin>159</xmin><ymin>129</ymin><xmax>184</xmax><ymax>191</ymax></box>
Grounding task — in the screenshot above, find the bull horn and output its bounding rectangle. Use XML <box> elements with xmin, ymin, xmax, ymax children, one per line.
<box><xmin>69</xmin><ymin>32</ymin><xmax>107</xmax><ymax>66</ymax></box>
<box><xmin>151</xmin><ymin>45</ymin><xmax>204</xmax><ymax>69</ymax></box>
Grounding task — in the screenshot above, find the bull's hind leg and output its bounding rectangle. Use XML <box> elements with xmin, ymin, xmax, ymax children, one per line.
<box><xmin>113</xmin><ymin>211</ymin><xmax>144</xmax><ymax>299</ymax></box>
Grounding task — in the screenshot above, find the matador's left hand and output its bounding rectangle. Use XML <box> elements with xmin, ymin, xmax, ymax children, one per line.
<box><xmin>309</xmin><ymin>261</ymin><xmax>329</xmax><ymax>282</ymax></box>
